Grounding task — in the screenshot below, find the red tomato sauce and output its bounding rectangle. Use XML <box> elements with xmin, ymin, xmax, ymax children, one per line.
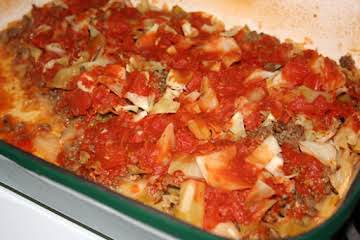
<box><xmin>287</xmin><ymin>95</ymin><xmax>354</xmax><ymax>129</ymax></box>
<box><xmin>4</xmin><ymin>1</ymin><xmax>359</xmax><ymax>237</ymax></box>
<box><xmin>282</xmin><ymin>144</ymin><xmax>326</xmax><ymax>200</ymax></box>
<box><xmin>204</xmin><ymin>187</ymin><xmax>249</xmax><ymax>230</ymax></box>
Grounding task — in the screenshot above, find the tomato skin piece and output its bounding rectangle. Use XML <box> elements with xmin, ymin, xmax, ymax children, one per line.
<box><xmin>142</xmin><ymin>115</ymin><xmax>174</xmax><ymax>142</ymax></box>
<box><xmin>104</xmin><ymin>64</ymin><xmax>125</xmax><ymax>78</ymax></box>
<box><xmin>322</xmin><ymin>57</ymin><xmax>346</xmax><ymax>91</ymax></box>
<box><xmin>175</xmin><ymin>128</ymin><xmax>199</xmax><ymax>154</ymax></box>
<box><xmin>126</xmin><ymin>71</ymin><xmax>152</xmax><ymax>96</ymax></box>
<box><xmin>91</xmin><ymin>85</ymin><xmax>119</xmax><ymax>113</ymax></box>
<box><xmin>282</xmin><ymin>55</ymin><xmax>311</xmax><ymax>86</ymax></box>
<box><xmin>65</xmin><ymin>88</ymin><xmax>92</xmax><ymax>116</ymax></box>
<box><xmin>244</xmin><ymin>111</ymin><xmax>265</xmax><ymax>131</ymax></box>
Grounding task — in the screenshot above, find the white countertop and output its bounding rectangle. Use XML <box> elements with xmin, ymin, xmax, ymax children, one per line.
<box><xmin>0</xmin><ymin>185</ymin><xmax>105</xmax><ymax>240</ymax></box>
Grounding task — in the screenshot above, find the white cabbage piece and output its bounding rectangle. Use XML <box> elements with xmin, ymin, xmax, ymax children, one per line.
<box><xmin>196</xmin><ymin>146</ymin><xmax>252</xmax><ymax>190</ymax></box>
<box><xmin>198</xmin><ymin>77</ymin><xmax>219</xmax><ymax>112</ymax></box>
<box><xmin>88</xmin><ymin>24</ymin><xmax>100</xmax><ymax>38</ymax></box>
<box><xmin>182</xmin><ymin>21</ymin><xmax>199</xmax><ymax>37</ymax></box>
<box><xmin>247</xmin><ymin>87</ymin><xmax>266</xmax><ymax>102</ymax></box>
<box><xmin>315</xmin><ymin>120</ymin><xmax>341</xmax><ymax>143</ymax></box>
<box><xmin>151</xmin><ymin>88</ymin><xmax>181</xmax><ymax>114</ymax></box>
<box><xmin>334</xmin><ymin>120</ymin><xmax>360</xmax><ymax>151</ymax></box>
<box><xmin>29</xmin><ymin>46</ymin><xmax>42</xmax><ymax>62</ymax></box>
<box><xmin>125</xmin><ymin>92</ymin><xmax>155</xmax><ymax>112</ymax></box>
<box><xmin>212</xmin><ymin>222</ymin><xmax>241</xmax><ymax>240</ymax></box>
<box><xmin>296</xmin><ymin>85</ymin><xmax>331</xmax><ymax>103</ymax></box>
<box><xmin>60</xmin><ymin>125</ymin><xmax>78</xmax><ymax>145</ymax></box>
<box><xmin>316</xmin><ymin>194</ymin><xmax>340</xmax><ymax>220</ymax></box>
<box><xmin>265</xmin><ymin>154</ymin><xmax>284</xmax><ymax>176</ymax></box>
<box><xmin>166</xmin><ymin>69</ymin><xmax>193</xmax><ymax>91</ymax></box>
<box><xmin>187</xmin><ymin>118</ymin><xmax>211</xmax><ymax>140</ymax></box>
<box><xmin>250</xmin><ymin>199</ymin><xmax>277</xmax><ymax>222</ymax></box>
<box><xmin>117</xmin><ymin>179</ymin><xmax>149</xmax><ymax>201</ymax></box>
<box><xmin>245</xmin><ymin>69</ymin><xmax>279</xmax><ymax>83</ymax></box>
<box><xmin>106</xmin><ymin>82</ymin><xmax>124</xmax><ymax>96</ymax></box>
<box><xmin>200</xmin><ymin>16</ymin><xmax>224</xmax><ymax>34</ymax></box>
<box><xmin>230</xmin><ymin>112</ymin><xmax>246</xmax><ymax>140</ymax></box>
<box><xmin>43</xmin><ymin>56</ymin><xmax>69</xmax><ymax>72</ymax></box>
<box><xmin>294</xmin><ymin>114</ymin><xmax>338</xmax><ymax>142</ymax></box>
<box><xmin>51</xmin><ymin>56</ymin><xmax>112</xmax><ymax>89</ymax></box>
<box><xmin>175</xmin><ymin>179</ymin><xmax>205</xmax><ymax>228</ymax></box>
<box><xmin>163</xmin><ymin>24</ymin><xmax>177</xmax><ymax>34</ymax></box>
<box><xmin>166</xmin><ymin>45</ymin><xmax>177</xmax><ymax>55</ymax></box>
<box><xmin>311</xmin><ymin>55</ymin><xmax>324</xmax><ymax>74</ymax></box>
<box><xmin>53</xmin><ymin>0</ymin><xmax>69</xmax><ymax>9</ymax></box>
<box><xmin>71</xmin><ymin>16</ymin><xmax>91</xmax><ymax>32</ymax></box>
<box><xmin>201</xmin><ymin>60</ymin><xmax>222</xmax><ymax>72</ymax></box>
<box><xmin>299</xmin><ymin>141</ymin><xmax>337</xmax><ymax>170</ymax></box>
<box><xmin>126</xmin><ymin>55</ymin><xmax>165</xmax><ymax>73</ymax></box>
<box><xmin>83</xmin><ymin>56</ymin><xmax>113</xmax><ymax>69</ymax></box>
<box><xmin>330</xmin><ymin>148</ymin><xmax>355</xmax><ymax>197</ymax></box>
<box><xmin>168</xmin><ymin>154</ymin><xmax>203</xmax><ymax>179</ymax></box>
<box><xmin>136</xmin><ymin>0</ymin><xmax>152</xmax><ymax>13</ymax></box>
<box><xmin>45</xmin><ymin>43</ymin><xmax>66</xmax><ymax>55</ymax></box>
<box><xmin>33</xmin><ymin>133</ymin><xmax>61</xmax><ymax>164</ymax></box>
<box><xmin>77</xmin><ymin>80</ymin><xmax>94</xmax><ymax>93</ymax></box>
<box><xmin>267</xmin><ymin>71</ymin><xmax>287</xmax><ymax>88</ymax></box>
<box><xmin>35</xmin><ymin>24</ymin><xmax>51</xmax><ymax>34</ymax></box>
<box><xmin>115</xmin><ymin>105</ymin><xmax>139</xmax><ymax>113</ymax></box>
<box><xmin>272</xmin><ymin>217</ymin><xmax>315</xmax><ymax>238</ymax></box>
<box><xmin>202</xmin><ymin>37</ymin><xmax>239</xmax><ymax>53</ymax></box>
<box><xmin>246</xmin><ymin>179</ymin><xmax>275</xmax><ymax>202</ymax></box>
<box><xmin>133</xmin><ymin>110</ymin><xmax>148</xmax><ymax>122</ymax></box>
<box><xmin>262</xmin><ymin>112</ymin><xmax>277</xmax><ymax>127</ymax></box>
<box><xmin>246</xmin><ymin>135</ymin><xmax>282</xmax><ymax>168</ymax></box>
<box><xmin>295</xmin><ymin>114</ymin><xmax>313</xmax><ymax>131</ymax></box>
<box><xmin>147</xmin><ymin>23</ymin><xmax>159</xmax><ymax>34</ymax></box>
<box><xmin>184</xmin><ymin>91</ymin><xmax>201</xmax><ymax>102</ymax></box>
<box><xmin>221</xmin><ymin>26</ymin><xmax>242</xmax><ymax>37</ymax></box>
<box><xmin>156</xmin><ymin>123</ymin><xmax>176</xmax><ymax>164</ymax></box>
<box><xmin>148</xmin><ymin>69</ymin><xmax>187</xmax><ymax>114</ymax></box>
<box><xmin>201</xmin><ymin>24</ymin><xmax>217</xmax><ymax>34</ymax></box>
<box><xmin>72</xmin><ymin>51</ymin><xmax>90</xmax><ymax>65</ymax></box>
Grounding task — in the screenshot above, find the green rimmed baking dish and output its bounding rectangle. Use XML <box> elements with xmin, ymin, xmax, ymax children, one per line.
<box><xmin>1</xmin><ymin>0</ymin><xmax>360</xmax><ymax>239</ymax></box>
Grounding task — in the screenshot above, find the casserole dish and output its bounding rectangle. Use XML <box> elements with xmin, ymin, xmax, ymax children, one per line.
<box><xmin>0</xmin><ymin>0</ymin><xmax>358</xmax><ymax>239</ymax></box>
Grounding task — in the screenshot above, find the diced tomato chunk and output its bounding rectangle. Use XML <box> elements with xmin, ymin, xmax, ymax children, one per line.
<box><xmin>126</xmin><ymin>72</ymin><xmax>152</xmax><ymax>96</ymax></box>
<box><xmin>65</xmin><ymin>88</ymin><xmax>92</xmax><ymax>116</ymax></box>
